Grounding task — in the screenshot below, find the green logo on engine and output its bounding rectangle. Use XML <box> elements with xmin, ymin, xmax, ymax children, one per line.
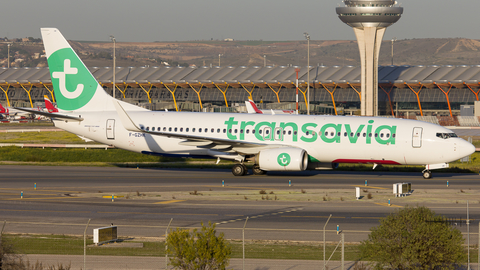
<box><xmin>48</xmin><ymin>48</ymin><xmax>97</xmax><ymax>110</ymax></box>
<box><xmin>277</xmin><ymin>153</ymin><xmax>291</xmax><ymax>167</ymax></box>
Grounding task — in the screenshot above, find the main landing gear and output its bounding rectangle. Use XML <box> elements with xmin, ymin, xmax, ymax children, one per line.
<box><xmin>252</xmin><ymin>164</ymin><xmax>265</xmax><ymax>175</ymax></box>
<box><xmin>232</xmin><ymin>164</ymin><xmax>265</xmax><ymax>176</ymax></box>
<box><xmin>232</xmin><ymin>163</ymin><xmax>248</xmax><ymax>176</ymax></box>
<box><xmin>422</xmin><ymin>170</ymin><xmax>432</xmax><ymax>179</ymax></box>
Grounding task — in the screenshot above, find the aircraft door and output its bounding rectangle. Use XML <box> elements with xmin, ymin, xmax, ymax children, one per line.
<box><xmin>106</xmin><ymin>119</ymin><xmax>115</xmax><ymax>140</ymax></box>
<box><xmin>262</xmin><ymin>127</ymin><xmax>272</xmax><ymax>141</ymax></box>
<box><xmin>274</xmin><ymin>127</ymin><xmax>284</xmax><ymax>141</ymax></box>
<box><xmin>412</xmin><ymin>127</ymin><xmax>422</xmax><ymax>148</ymax></box>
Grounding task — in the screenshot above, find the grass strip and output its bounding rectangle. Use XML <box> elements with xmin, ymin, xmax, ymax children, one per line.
<box><xmin>4</xmin><ymin>234</ymin><xmax>361</xmax><ymax>261</ymax></box>
<box><xmin>4</xmin><ymin>234</ymin><xmax>477</xmax><ymax>262</ymax></box>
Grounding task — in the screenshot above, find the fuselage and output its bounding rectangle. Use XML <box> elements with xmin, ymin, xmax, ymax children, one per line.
<box><xmin>54</xmin><ymin>111</ymin><xmax>474</xmax><ymax>167</ymax></box>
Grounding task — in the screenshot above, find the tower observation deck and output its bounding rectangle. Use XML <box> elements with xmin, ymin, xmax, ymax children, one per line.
<box><xmin>336</xmin><ymin>0</ymin><xmax>403</xmax><ymax>116</ymax></box>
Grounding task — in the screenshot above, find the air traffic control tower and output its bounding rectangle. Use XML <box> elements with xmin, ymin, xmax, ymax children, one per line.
<box><xmin>336</xmin><ymin>0</ymin><xmax>402</xmax><ymax>116</ymax></box>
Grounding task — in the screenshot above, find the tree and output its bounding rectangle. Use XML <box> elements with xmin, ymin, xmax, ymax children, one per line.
<box><xmin>166</xmin><ymin>222</ymin><xmax>231</xmax><ymax>270</ymax></box>
<box><xmin>360</xmin><ymin>206</ymin><xmax>466</xmax><ymax>270</ymax></box>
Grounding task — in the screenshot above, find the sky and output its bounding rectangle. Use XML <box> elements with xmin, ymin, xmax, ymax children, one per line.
<box><xmin>2</xmin><ymin>0</ymin><xmax>479</xmax><ymax>42</ymax></box>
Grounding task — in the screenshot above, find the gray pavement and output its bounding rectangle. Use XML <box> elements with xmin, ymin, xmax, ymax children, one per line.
<box><xmin>24</xmin><ymin>254</ymin><xmax>358</xmax><ymax>270</ymax></box>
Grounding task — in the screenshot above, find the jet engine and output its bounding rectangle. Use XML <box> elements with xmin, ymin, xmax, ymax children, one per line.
<box><xmin>255</xmin><ymin>147</ymin><xmax>308</xmax><ymax>171</ymax></box>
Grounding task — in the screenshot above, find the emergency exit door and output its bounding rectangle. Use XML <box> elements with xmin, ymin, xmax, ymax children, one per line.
<box><xmin>106</xmin><ymin>119</ymin><xmax>115</xmax><ymax>140</ymax></box>
<box><xmin>412</xmin><ymin>127</ymin><xmax>422</xmax><ymax>148</ymax></box>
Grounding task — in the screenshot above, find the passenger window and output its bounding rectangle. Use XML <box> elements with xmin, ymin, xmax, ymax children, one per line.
<box><xmin>223</xmin><ymin>129</ymin><xmax>226</xmax><ymax>133</ymax></box>
<box><xmin>330</xmin><ymin>132</ymin><xmax>334</xmax><ymax>136</ymax></box>
<box><xmin>217</xmin><ymin>128</ymin><xmax>220</xmax><ymax>133</ymax></box>
<box><xmin>235</xmin><ymin>129</ymin><xmax>238</xmax><ymax>133</ymax></box>
<box><xmin>192</xmin><ymin>128</ymin><xmax>196</xmax><ymax>132</ymax></box>
<box><xmin>375</xmin><ymin>133</ymin><xmax>378</xmax><ymax>137</ymax></box>
<box><xmin>324</xmin><ymin>131</ymin><xmax>328</xmax><ymax>136</ymax></box>
<box><xmin>146</xmin><ymin>127</ymin><xmax>150</xmax><ymax>131</ymax></box>
<box><xmin>180</xmin><ymin>128</ymin><xmax>183</xmax><ymax>132</ymax></box>
<box><xmin>288</xmin><ymin>131</ymin><xmax>292</xmax><ymax>135</ymax></box>
<box><xmin>259</xmin><ymin>130</ymin><xmax>262</xmax><ymax>134</ymax></box>
<box><xmin>246</xmin><ymin>130</ymin><xmax>250</xmax><ymax>134</ymax></box>
<box><xmin>386</xmin><ymin>133</ymin><xmax>390</xmax><ymax>138</ymax></box>
<box><xmin>211</xmin><ymin>128</ymin><xmax>214</xmax><ymax>133</ymax></box>
<box><xmin>380</xmin><ymin>133</ymin><xmax>384</xmax><ymax>138</ymax></box>
<box><xmin>294</xmin><ymin>131</ymin><xmax>297</xmax><ymax>135</ymax></box>
<box><xmin>306</xmin><ymin>131</ymin><xmax>310</xmax><ymax>136</ymax></box>
<box><xmin>205</xmin><ymin>128</ymin><xmax>208</xmax><ymax>133</ymax></box>
<box><xmin>163</xmin><ymin>127</ymin><xmax>166</xmax><ymax>131</ymax></box>
<box><xmin>199</xmin><ymin>128</ymin><xmax>202</xmax><ymax>132</ymax></box>
<box><xmin>344</xmin><ymin>132</ymin><xmax>347</xmax><ymax>137</ymax></box>
<box><xmin>350</xmin><ymin>132</ymin><xmax>354</xmax><ymax>137</ymax></box>
<box><xmin>169</xmin><ymin>127</ymin><xmax>172</xmax><ymax>132</ymax></box>
<box><xmin>356</xmin><ymin>133</ymin><xmax>360</xmax><ymax>137</ymax></box>
<box><xmin>362</xmin><ymin>133</ymin><xmax>366</xmax><ymax>137</ymax></box>
<box><xmin>241</xmin><ymin>129</ymin><xmax>244</xmax><ymax>134</ymax></box>
<box><xmin>228</xmin><ymin>129</ymin><xmax>232</xmax><ymax>133</ymax></box>
<box><xmin>393</xmin><ymin>134</ymin><xmax>396</xmax><ymax>138</ymax></box>
<box><xmin>253</xmin><ymin>130</ymin><xmax>256</xmax><ymax>134</ymax></box>
<box><xmin>174</xmin><ymin>127</ymin><xmax>177</xmax><ymax>132</ymax></box>
<box><xmin>186</xmin><ymin>128</ymin><xmax>189</xmax><ymax>132</ymax></box>
<box><xmin>369</xmin><ymin>133</ymin><xmax>372</xmax><ymax>137</ymax></box>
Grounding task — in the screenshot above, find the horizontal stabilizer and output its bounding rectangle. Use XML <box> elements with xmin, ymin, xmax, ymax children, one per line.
<box><xmin>13</xmin><ymin>107</ymin><xmax>83</xmax><ymax>121</ymax></box>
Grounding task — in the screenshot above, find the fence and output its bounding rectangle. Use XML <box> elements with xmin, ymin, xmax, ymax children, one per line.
<box><xmin>0</xmin><ymin>219</ymin><xmax>479</xmax><ymax>270</ymax></box>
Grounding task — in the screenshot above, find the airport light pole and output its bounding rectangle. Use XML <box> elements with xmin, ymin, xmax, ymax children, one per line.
<box><xmin>110</xmin><ymin>35</ymin><xmax>116</xmax><ymax>98</ymax></box>
<box><xmin>304</xmin><ymin>32</ymin><xmax>310</xmax><ymax>115</ymax></box>
<box><xmin>218</xmin><ymin>54</ymin><xmax>222</xmax><ymax>66</ymax></box>
<box><xmin>7</xmin><ymin>43</ymin><xmax>11</xmax><ymax>68</ymax></box>
<box><xmin>391</xmin><ymin>37</ymin><xmax>397</xmax><ymax>65</ymax></box>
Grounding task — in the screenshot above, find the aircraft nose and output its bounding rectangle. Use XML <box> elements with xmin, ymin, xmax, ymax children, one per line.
<box><xmin>458</xmin><ymin>139</ymin><xmax>476</xmax><ymax>159</ymax></box>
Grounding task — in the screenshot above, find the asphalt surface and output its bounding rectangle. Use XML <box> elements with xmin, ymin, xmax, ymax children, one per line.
<box><xmin>0</xmin><ymin>165</ymin><xmax>479</xmax><ymax>244</ymax></box>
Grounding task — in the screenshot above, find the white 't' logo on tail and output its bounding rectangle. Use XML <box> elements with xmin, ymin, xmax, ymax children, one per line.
<box><xmin>52</xmin><ymin>59</ymin><xmax>84</xmax><ymax>99</ymax></box>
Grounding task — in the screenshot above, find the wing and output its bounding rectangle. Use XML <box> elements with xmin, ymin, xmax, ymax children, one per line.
<box><xmin>113</xmin><ymin>101</ymin><xmax>287</xmax><ymax>155</ymax></box>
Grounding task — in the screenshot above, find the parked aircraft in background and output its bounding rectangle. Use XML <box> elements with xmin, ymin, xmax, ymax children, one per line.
<box><xmin>0</xmin><ymin>103</ymin><xmax>39</xmax><ymax>120</ymax></box>
<box><xmin>17</xmin><ymin>28</ymin><xmax>475</xmax><ymax>179</ymax></box>
<box><xmin>0</xmin><ymin>96</ymin><xmax>56</xmax><ymax>120</ymax></box>
<box><xmin>245</xmin><ymin>99</ymin><xmax>296</xmax><ymax>115</ymax></box>
<box><xmin>44</xmin><ymin>95</ymin><xmax>58</xmax><ymax>113</ymax></box>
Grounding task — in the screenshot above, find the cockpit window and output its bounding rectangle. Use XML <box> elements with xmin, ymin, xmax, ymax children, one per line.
<box><xmin>436</xmin><ymin>132</ymin><xmax>458</xmax><ymax>139</ymax></box>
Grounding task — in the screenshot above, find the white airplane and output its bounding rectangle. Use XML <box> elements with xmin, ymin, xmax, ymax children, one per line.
<box><xmin>21</xmin><ymin>28</ymin><xmax>475</xmax><ymax>179</ymax></box>
<box><xmin>1</xmin><ymin>96</ymin><xmax>57</xmax><ymax>120</ymax></box>
<box><xmin>245</xmin><ymin>99</ymin><xmax>296</xmax><ymax>115</ymax></box>
<box><xmin>0</xmin><ymin>103</ymin><xmax>41</xmax><ymax>120</ymax></box>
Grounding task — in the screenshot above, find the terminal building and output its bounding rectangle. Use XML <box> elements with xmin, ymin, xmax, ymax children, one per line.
<box><xmin>1</xmin><ymin>64</ymin><xmax>480</xmax><ymax>119</ymax></box>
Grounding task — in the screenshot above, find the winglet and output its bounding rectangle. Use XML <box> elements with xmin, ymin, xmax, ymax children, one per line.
<box><xmin>113</xmin><ymin>100</ymin><xmax>142</xmax><ymax>132</ymax></box>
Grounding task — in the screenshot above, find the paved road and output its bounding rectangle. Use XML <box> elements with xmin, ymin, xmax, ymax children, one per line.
<box><xmin>0</xmin><ymin>165</ymin><xmax>479</xmax><ymax>244</ymax></box>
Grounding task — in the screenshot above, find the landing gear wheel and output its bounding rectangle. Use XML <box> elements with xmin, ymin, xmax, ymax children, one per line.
<box><xmin>423</xmin><ymin>170</ymin><xmax>432</xmax><ymax>179</ymax></box>
<box><xmin>253</xmin><ymin>165</ymin><xmax>265</xmax><ymax>175</ymax></box>
<box><xmin>232</xmin><ymin>164</ymin><xmax>247</xmax><ymax>176</ymax></box>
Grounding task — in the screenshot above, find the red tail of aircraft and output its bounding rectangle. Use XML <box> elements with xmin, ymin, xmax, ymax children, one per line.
<box><xmin>44</xmin><ymin>95</ymin><xmax>58</xmax><ymax>113</ymax></box>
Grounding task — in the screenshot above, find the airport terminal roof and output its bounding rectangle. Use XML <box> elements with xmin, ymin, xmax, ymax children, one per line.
<box><xmin>1</xmin><ymin>65</ymin><xmax>480</xmax><ymax>90</ymax></box>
